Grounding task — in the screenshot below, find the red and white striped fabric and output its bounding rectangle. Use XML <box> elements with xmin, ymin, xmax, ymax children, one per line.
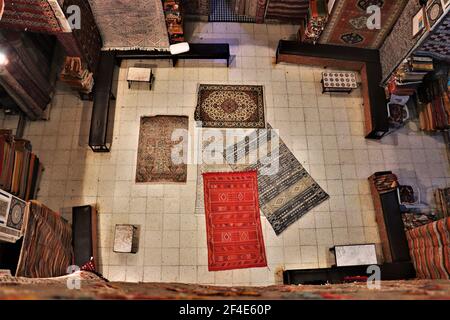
<box><xmin>407</xmin><ymin>217</ymin><xmax>450</xmax><ymax>279</ymax></box>
<box><xmin>265</xmin><ymin>0</ymin><xmax>309</xmax><ymax>21</ymax></box>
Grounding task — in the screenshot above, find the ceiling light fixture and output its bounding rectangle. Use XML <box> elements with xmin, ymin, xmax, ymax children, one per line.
<box><xmin>0</xmin><ymin>52</ymin><xmax>9</xmax><ymax>66</ymax></box>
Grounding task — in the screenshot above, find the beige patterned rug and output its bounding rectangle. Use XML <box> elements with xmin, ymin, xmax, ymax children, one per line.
<box><xmin>87</xmin><ymin>0</ymin><xmax>170</xmax><ymax>51</ymax></box>
<box><xmin>195</xmin><ymin>84</ymin><xmax>266</xmax><ymax>129</ymax></box>
<box><xmin>136</xmin><ymin>116</ymin><xmax>188</xmax><ymax>183</ymax></box>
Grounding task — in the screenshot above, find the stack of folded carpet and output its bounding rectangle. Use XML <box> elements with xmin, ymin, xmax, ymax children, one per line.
<box><xmin>406</xmin><ymin>217</ymin><xmax>450</xmax><ymax>279</ymax></box>
<box><xmin>388</xmin><ymin>79</ymin><xmax>419</xmax><ymax>96</ymax></box>
<box><xmin>60</xmin><ymin>57</ymin><xmax>94</xmax><ymax>94</ymax></box>
<box><xmin>265</xmin><ymin>0</ymin><xmax>310</xmax><ymax>22</ymax></box>
<box><xmin>434</xmin><ymin>188</ymin><xmax>450</xmax><ymax>219</ymax></box>
<box><xmin>371</xmin><ymin>172</ymin><xmax>399</xmax><ymax>194</ymax></box>
<box><xmin>15</xmin><ymin>201</ymin><xmax>73</xmax><ymax>278</ymax></box>
<box><xmin>0</xmin><ymin>130</ymin><xmax>43</xmax><ymax>201</ymax></box>
<box><xmin>417</xmin><ymin>75</ymin><xmax>450</xmax><ymax>131</ymax></box>
<box><xmin>402</xmin><ymin>212</ymin><xmax>437</xmax><ymax>231</ymax></box>
<box><xmin>388</xmin><ymin>56</ymin><xmax>434</xmax><ymax>96</ymax></box>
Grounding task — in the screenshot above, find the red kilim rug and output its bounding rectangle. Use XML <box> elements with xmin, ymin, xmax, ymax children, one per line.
<box><xmin>202</xmin><ymin>171</ymin><xmax>267</xmax><ymax>271</ymax></box>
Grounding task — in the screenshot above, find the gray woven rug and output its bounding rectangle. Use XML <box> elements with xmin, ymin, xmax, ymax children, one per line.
<box><xmin>88</xmin><ymin>0</ymin><xmax>170</xmax><ymax>51</ymax></box>
<box><xmin>225</xmin><ymin>124</ymin><xmax>329</xmax><ymax>235</ymax></box>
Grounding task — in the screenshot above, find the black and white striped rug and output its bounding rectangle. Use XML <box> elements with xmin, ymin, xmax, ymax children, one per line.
<box><xmin>209</xmin><ymin>0</ymin><xmax>255</xmax><ymax>23</ymax></box>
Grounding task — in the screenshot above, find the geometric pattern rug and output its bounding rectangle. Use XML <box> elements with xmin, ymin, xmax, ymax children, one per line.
<box><xmin>319</xmin><ymin>0</ymin><xmax>407</xmax><ymax>49</ymax></box>
<box><xmin>415</xmin><ymin>13</ymin><xmax>450</xmax><ymax>63</ymax></box>
<box><xmin>225</xmin><ymin>124</ymin><xmax>330</xmax><ymax>235</ymax></box>
<box><xmin>87</xmin><ymin>0</ymin><xmax>170</xmax><ymax>51</ymax></box>
<box><xmin>135</xmin><ymin>116</ymin><xmax>188</xmax><ymax>183</ymax></box>
<box><xmin>0</xmin><ymin>0</ymin><xmax>69</xmax><ymax>33</ymax></box>
<box><xmin>195</xmin><ymin>84</ymin><xmax>266</xmax><ymax>129</ymax></box>
<box><xmin>16</xmin><ymin>201</ymin><xmax>73</xmax><ymax>278</ymax></box>
<box><xmin>203</xmin><ymin>171</ymin><xmax>267</xmax><ymax>271</ymax></box>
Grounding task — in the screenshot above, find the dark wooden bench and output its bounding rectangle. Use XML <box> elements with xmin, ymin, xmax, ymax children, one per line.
<box><xmin>88</xmin><ymin>43</ymin><xmax>230</xmax><ymax>153</ymax></box>
<box><xmin>276</xmin><ymin>40</ymin><xmax>389</xmax><ymax>140</ymax></box>
<box><xmin>283</xmin><ymin>262</ymin><xmax>416</xmax><ymax>285</ymax></box>
<box><xmin>369</xmin><ymin>172</ymin><xmax>412</xmax><ymax>264</ymax></box>
<box><xmin>89</xmin><ymin>51</ymin><xmax>117</xmax><ymax>152</ymax></box>
<box><xmin>114</xmin><ymin>43</ymin><xmax>231</xmax><ymax>67</ymax></box>
<box><xmin>72</xmin><ymin>205</ymin><xmax>98</xmax><ymax>269</ymax></box>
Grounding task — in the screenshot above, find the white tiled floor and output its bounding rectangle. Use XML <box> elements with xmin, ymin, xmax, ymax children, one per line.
<box><xmin>11</xmin><ymin>22</ymin><xmax>450</xmax><ymax>285</ymax></box>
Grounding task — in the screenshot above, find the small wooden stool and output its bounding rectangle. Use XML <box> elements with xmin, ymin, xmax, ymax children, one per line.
<box><xmin>113</xmin><ymin>224</ymin><xmax>138</xmax><ymax>253</ymax></box>
<box><xmin>127</xmin><ymin>67</ymin><xmax>154</xmax><ymax>90</ymax></box>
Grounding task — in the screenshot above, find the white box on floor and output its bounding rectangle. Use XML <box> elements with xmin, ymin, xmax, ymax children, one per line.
<box><xmin>113</xmin><ymin>224</ymin><xmax>138</xmax><ymax>253</ymax></box>
<box><xmin>333</xmin><ymin>244</ymin><xmax>378</xmax><ymax>267</ymax></box>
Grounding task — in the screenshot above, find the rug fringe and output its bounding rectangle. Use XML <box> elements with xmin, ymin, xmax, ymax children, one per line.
<box><xmin>101</xmin><ymin>46</ymin><xmax>170</xmax><ymax>52</ymax></box>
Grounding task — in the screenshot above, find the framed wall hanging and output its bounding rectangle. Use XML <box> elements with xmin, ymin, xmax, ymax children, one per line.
<box><xmin>412</xmin><ymin>8</ymin><xmax>426</xmax><ymax>38</ymax></box>
<box><xmin>426</xmin><ymin>0</ymin><xmax>444</xmax><ymax>30</ymax></box>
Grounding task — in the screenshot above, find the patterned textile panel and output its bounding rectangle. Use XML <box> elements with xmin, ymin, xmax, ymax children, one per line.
<box><xmin>406</xmin><ymin>218</ymin><xmax>450</xmax><ymax>280</ymax></box>
<box><xmin>265</xmin><ymin>0</ymin><xmax>309</xmax><ymax>21</ymax></box>
<box><xmin>379</xmin><ymin>0</ymin><xmax>422</xmax><ymax>81</ymax></box>
<box><xmin>60</xmin><ymin>0</ymin><xmax>102</xmax><ymax>73</ymax></box>
<box><xmin>0</xmin><ymin>0</ymin><xmax>63</xmax><ymax>33</ymax></box>
<box><xmin>319</xmin><ymin>0</ymin><xmax>408</xmax><ymax>49</ymax></box>
<box><xmin>16</xmin><ymin>201</ymin><xmax>73</xmax><ymax>278</ymax></box>
<box><xmin>415</xmin><ymin>13</ymin><xmax>450</xmax><ymax>63</ymax></box>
